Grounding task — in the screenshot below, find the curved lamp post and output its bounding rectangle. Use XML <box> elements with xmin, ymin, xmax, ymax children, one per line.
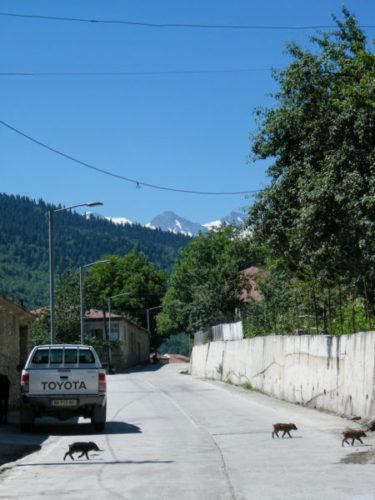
<box><xmin>48</xmin><ymin>201</ymin><xmax>103</xmax><ymax>343</ymax></box>
<box><xmin>146</xmin><ymin>305</ymin><xmax>162</xmax><ymax>332</ymax></box>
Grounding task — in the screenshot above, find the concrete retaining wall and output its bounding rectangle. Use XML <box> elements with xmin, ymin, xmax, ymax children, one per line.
<box><xmin>190</xmin><ymin>331</ymin><xmax>375</xmax><ymax>418</ymax></box>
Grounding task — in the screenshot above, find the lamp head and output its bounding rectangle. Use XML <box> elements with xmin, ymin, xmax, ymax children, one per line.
<box><xmin>86</xmin><ymin>201</ymin><xmax>103</xmax><ymax>207</ymax></box>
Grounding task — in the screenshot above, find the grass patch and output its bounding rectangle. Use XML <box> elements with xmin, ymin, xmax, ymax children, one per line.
<box><xmin>241</xmin><ymin>382</ymin><xmax>254</xmax><ymax>391</ymax></box>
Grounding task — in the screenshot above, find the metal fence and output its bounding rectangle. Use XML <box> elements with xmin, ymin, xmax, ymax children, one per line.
<box><xmin>241</xmin><ymin>284</ymin><xmax>375</xmax><ymax>338</ymax></box>
<box><xmin>194</xmin><ymin>321</ymin><xmax>243</xmax><ymax>345</ymax></box>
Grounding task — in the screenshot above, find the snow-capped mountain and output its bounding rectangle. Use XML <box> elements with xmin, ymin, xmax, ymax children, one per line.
<box><xmin>100</xmin><ymin>210</ymin><xmax>245</xmax><ymax>237</ymax></box>
<box><xmin>148</xmin><ymin>210</ymin><xmax>245</xmax><ymax>237</ymax></box>
<box><xmin>148</xmin><ymin>211</ymin><xmax>208</xmax><ymax>237</ymax></box>
<box><xmin>105</xmin><ymin>216</ymin><xmax>133</xmax><ymax>226</ymax></box>
<box><xmin>204</xmin><ymin>211</ymin><xmax>245</xmax><ymax>230</ymax></box>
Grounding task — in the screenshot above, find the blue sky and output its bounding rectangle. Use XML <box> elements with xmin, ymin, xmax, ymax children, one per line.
<box><xmin>1</xmin><ymin>0</ymin><xmax>374</xmax><ymax>224</ymax></box>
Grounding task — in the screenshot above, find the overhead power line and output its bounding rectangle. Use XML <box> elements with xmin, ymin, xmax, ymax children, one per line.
<box><xmin>1</xmin><ymin>11</ymin><xmax>374</xmax><ymax>30</ymax></box>
<box><xmin>0</xmin><ymin>120</ymin><xmax>260</xmax><ymax>196</ymax></box>
<box><xmin>0</xmin><ymin>68</ymin><xmax>270</xmax><ymax>77</ymax></box>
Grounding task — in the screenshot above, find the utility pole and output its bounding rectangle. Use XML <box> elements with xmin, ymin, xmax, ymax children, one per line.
<box><xmin>48</xmin><ymin>201</ymin><xmax>103</xmax><ymax>344</ymax></box>
<box><xmin>48</xmin><ymin>210</ymin><xmax>55</xmax><ymax>343</ymax></box>
<box><xmin>146</xmin><ymin>305</ymin><xmax>162</xmax><ymax>333</ymax></box>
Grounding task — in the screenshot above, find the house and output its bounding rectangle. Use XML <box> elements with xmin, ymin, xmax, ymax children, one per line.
<box><xmin>239</xmin><ymin>266</ymin><xmax>268</xmax><ymax>304</ymax></box>
<box><xmin>0</xmin><ymin>294</ymin><xmax>34</xmax><ymax>405</ymax></box>
<box><xmin>84</xmin><ymin>309</ymin><xmax>150</xmax><ymax>370</ymax></box>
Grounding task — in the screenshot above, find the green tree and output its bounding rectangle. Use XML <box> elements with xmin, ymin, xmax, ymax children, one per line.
<box><xmin>248</xmin><ymin>8</ymin><xmax>375</xmax><ymax>295</ymax></box>
<box><xmin>31</xmin><ymin>252</ymin><xmax>167</xmax><ymax>346</ymax></box>
<box><xmin>0</xmin><ymin>193</ymin><xmax>189</xmax><ymax>309</ymax></box>
<box><xmin>157</xmin><ymin>226</ymin><xmax>263</xmax><ymax>335</ymax></box>
<box><xmin>30</xmin><ymin>270</ymin><xmax>80</xmax><ymax>345</ymax></box>
<box><xmin>86</xmin><ymin>251</ymin><xmax>168</xmax><ymax>329</ymax></box>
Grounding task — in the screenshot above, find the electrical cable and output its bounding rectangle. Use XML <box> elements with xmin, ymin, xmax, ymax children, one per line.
<box><xmin>1</xmin><ymin>11</ymin><xmax>373</xmax><ymax>30</ymax></box>
<box><xmin>0</xmin><ymin>68</ymin><xmax>270</xmax><ymax>77</ymax></box>
<box><xmin>0</xmin><ymin>119</ymin><xmax>260</xmax><ymax>196</ymax></box>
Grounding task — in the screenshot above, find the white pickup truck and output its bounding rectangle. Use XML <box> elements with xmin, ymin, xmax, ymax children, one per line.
<box><xmin>20</xmin><ymin>344</ymin><xmax>107</xmax><ymax>432</ymax></box>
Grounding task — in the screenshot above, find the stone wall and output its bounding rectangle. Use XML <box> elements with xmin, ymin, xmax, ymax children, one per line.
<box><xmin>190</xmin><ymin>331</ymin><xmax>375</xmax><ymax>418</ymax></box>
<box><xmin>0</xmin><ymin>296</ymin><xmax>33</xmax><ymax>406</ymax></box>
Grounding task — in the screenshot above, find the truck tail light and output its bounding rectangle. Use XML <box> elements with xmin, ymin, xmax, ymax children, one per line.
<box><xmin>98</xmin><ymin>372</ymin><xmax>106</xmax><ymax>393</ymax></box>
<box><xmin>21</xmin><ymin>372</ymin><xmax>29</xmax><ymax>393</ymax></box>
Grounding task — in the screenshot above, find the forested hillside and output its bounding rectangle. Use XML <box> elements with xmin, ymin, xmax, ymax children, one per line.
<box><xmin>0</xmin><ymin>193</ymin><xmax>190</xmax><ymax>308</ymax></box>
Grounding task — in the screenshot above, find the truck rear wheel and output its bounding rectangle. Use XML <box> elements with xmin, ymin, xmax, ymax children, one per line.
<box><xmin>20</xmin><ymin>407</ymin><xmax>34</xmax><ymax>432</ymax></box>
<box><xmin>92</xmin><ymin>404</ymin><xmax>106</xmax><ymax>432</ymax></box>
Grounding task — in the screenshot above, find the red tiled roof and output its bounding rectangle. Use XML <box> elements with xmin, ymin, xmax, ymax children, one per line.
<box><xmin>84</xmin><ymin>308</ymin><xmax>123</xmax><ymax>320</ymax></box>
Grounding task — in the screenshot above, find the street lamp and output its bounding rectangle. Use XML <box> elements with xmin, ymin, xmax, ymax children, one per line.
<box><xmin>146</xmin><ymin>305</ymin><xmax>162</xmax><ymax>332</ymax></box>
<box><xmin>79</xmin><ymin>259</ymin><xmax>110</xmax><ymax>344</ymax></box>
<box><xmin>48</xmin><ymin>201</ymin><xmax>103</xmax><ymax>344</ymax></box>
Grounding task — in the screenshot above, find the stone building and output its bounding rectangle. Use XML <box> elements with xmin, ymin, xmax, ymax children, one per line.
<box><xmin>84</xmin><ymin>309</ymin><xmax>150</xmax><ymax>370</ymax></box>
<box><xmin>0</xmin><ymin>294</ymin><xmax>34</xmax><ymax>405</ymax></box>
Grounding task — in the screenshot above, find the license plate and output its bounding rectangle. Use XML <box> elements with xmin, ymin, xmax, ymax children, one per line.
<box><xmin>51</xmin><ymin>399</ymin><xmax>77</xmax><ymax>407</ymax></box>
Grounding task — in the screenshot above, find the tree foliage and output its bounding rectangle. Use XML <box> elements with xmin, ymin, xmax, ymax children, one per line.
<box><xmin>86</xmin><ymin>252</ymin><xmax>167</xmax><ymax>328</ymax></box>
<box><xmin>157</xmin><ymin>226</ymin><xmax>264</xmax><ymax>335</ymax></box>
<box><xmin>30</xmin><ymin>252</ymin><xmax>168</xmax><ymax>345</ymax></box>
<box><xmin>30</xmin><ymin>270</ymin><xmax>81</xmax><ymax>345</ymax></box>
<box><xmin>248</xmin><ymin>8</ymin><xmax>375</xmax><ymax>294</ymax></box>
<box><xmin>0</xmin><ymin>193</ymin><xmax>189</xmax><ymax>308</ymax></box>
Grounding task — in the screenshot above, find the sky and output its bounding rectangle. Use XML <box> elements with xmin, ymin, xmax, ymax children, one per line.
<box><xmin>1</xmin><ymin>0</ymin><xmax>374</xmax><ymax>225</ymax></box>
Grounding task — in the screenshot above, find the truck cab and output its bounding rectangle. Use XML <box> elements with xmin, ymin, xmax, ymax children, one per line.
<box><xmin>20</xmin><ymin>344</ymin><xmax>107</xmax><ymax>432</ymax></box>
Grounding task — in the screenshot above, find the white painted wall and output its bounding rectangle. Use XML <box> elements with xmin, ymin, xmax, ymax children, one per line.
<box><xmin>190</xmin><ymin>331</ymin><xmax>375</xmax><ymax>418</ymax></box>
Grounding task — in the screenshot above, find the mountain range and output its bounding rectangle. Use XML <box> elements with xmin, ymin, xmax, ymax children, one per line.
<box><xmin>0</xmin><ymin>193</ymin><xmax>190</xmax><ymax>309</ymax></box>
<box><xmin>107</xmin><ymin>210</ymin><xmax>246</xmax><ymax>237</ymax></box>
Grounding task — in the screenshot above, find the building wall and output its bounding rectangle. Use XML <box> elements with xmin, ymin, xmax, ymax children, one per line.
<box><xmin>191</xmin><ymin>331</ymin><xmax>375</xmax><ymax>418</ymax></box>
<box><xmin>85</xmin><ymin>318</ymin><xmax>150</xmax><ymax>370</ymax></box>
<box><xmin>0</xmin><ymin>300</ymin><xmax>31</xmax><ymax>406</ymax></box>
<box><xmin>112</xmin><ymin>321</ymin><xmax>150</xmax><ymax>370</ymax></box>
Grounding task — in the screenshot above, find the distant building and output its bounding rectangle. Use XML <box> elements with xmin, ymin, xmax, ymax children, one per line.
<box><xmin>239</xmin><ymin>266</ymin><xmax>268</xmax><ymax>304</ymax></box>
<box><xmin>84</xmin><ymin>309</ymin><xmax>150</xmax><ymax>370</ymax></box>
<box><xmin>0</xmin><ymin>294</ymin><xmax>34</xmax><ymax>405</ymax></box>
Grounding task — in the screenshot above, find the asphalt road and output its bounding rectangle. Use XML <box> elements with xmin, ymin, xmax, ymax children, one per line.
<box><xmin>1</xmin><ymin>363</ymin><xmax>375</xmax><ymax>500</ymax></box>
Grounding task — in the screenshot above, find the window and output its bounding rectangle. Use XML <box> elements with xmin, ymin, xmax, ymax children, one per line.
<box><xmin>32</xmin><ymin>349</ymin><xmax>49</xmax><ymax>364</ymax></box>
<box><xmin>64</xmin><ymin>349</ymin><xmax>78</xmax><ymax>364</ymax></box>
<box><xmin>110</xmin><ymin>322</ymin><xmax>120</xmax><ymax>341</ymax></box>
<box><xmin>78</xmin><ymin>350</ymin><xmax>95</xmax><ymax>364</ymax></box>
<box><xmin>50</xmin><ymin>350</ymin><xmax>63</xmax><ymax>364</ymax></box>
<box><xmin>32</xmin><ymin>348</ymin><xmax>95</xmax><ymax>364</ymax></box>
<box><xmin>89</xmin><ymin>328</ymin><xmax>103</xmax><ymax>339</ymax></box>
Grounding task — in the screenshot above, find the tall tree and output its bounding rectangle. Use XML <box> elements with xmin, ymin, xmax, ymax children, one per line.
<box><xmin>248</xmin><ymin>8</ymin><xmax>375</xmax><ymax>293</ymax></box>
<box><xmin>157</xmin><ymin>226</ymin><xmax>263</xmax><ymax>335</ymax></box>
<box><xmin>86</xmin><ymin>252</ymin><xmax>168</xmax><ymax>329</ymax></box>
<box><xmin>31</xmin><ymin>252</ymin><xmax>168</xmax><ymax>345</ymax></box>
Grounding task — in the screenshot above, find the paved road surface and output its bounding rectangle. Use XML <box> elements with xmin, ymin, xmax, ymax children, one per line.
<box><xmin>1</xmin><ymin>363</ymin><xmax>375</xmax><ymax>500</ymax></box>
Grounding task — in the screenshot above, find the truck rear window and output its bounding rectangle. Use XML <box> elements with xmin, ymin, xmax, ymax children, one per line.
<box><xmin>32</xmin><ymin>348</ymin><xmax>95</xmax><ymax>365</ymax></box>
<box><xmin>32</xmin><ymin>350</ymin><xmax>49</xmax><ymax>364</ymax></box>
<box><xmin>79</xmin><ymin>350</ymin><xmax>95</xmax><ymax>364</ymax></box>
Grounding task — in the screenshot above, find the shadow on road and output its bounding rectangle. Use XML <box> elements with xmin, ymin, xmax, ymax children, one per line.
<box><xmin>122</xmin><ymin>362</ymin><xmax>165</xmax><ymax>374</ymax></box>
<box><xmin>0</xmin><ymin>443</ymin><xmax>42</xmax><ymax>467</ymax></box>
<box><xmin>17</xmin><ymin>459</ymin><xmax>174</xmax><ymax>467</ymax></box>
<box><xmin>28</xmin><ymin>420</ymin><xmax>142</xmax><ymax>436</ymax></box>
